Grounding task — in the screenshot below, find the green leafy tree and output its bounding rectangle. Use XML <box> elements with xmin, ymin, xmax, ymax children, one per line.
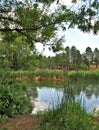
<box><xmin>84</xmin><ymin>47</ymin><xmax>93</xmax><ymax>69</ymax></box>
<box><xmin>0</xmin><ymin>0</ymin><xmax>98</xmax><ymax>50</ymax></box>
<box><xmin>93</xmin><ymin>48</ymin><xmax>99</xmax><ymax>68</ymax></box>
<box><xmin>71</xmin><ymin>46</ymin><xmax>77</xmax><ymax>67</ymax></box>
<box><xmin>0</xmin><ymin>33</ymin><xmax>37</xmax><ymax>70</ymax></box>
<box><xmin>76</xmin><ymin>50</ymin><xmax>82</xmax><ymax>70</ymax></box>
<box><xmin>64</xmin><ymin>46</ymin><xmax>71</xmax><ymax>69</ymax></box>
<box><xmin>0</xmin><ymin>0</ymin><xmax>74</xmax><ymax>50</ymax></box>
<box><xmin>47</xmin><ymin>56</ymin><xmax>56</xmax><ymax>69</ymax></box>
<box><xmin>0</xmin><ymin>0</ymin><xmax>99</xmax><ymax>71</ymax></box>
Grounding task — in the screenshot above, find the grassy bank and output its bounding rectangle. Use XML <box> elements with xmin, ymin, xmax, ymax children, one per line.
<box><xmin>0</xmin><ymin>70</ymin><xmax>99</xmax><ymax>129</ymax></box>
<box><xmin>37</xmin><ymin>100</ymin><xmax>99</xmax><ymax>130</ymax></box>
<box><xmin>0</xmin><ymin>98</ymin><xmax>99</xmax><ymax>130</ymax></box>
<box><xmin>1</xmin><ymin>69</ymin><xmax>99</xmax><ymax>82</ymax></box>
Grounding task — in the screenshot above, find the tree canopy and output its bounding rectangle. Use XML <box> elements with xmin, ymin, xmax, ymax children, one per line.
<box><xmin>0</xmin><ymin>0</ymin><xmax>99</xmax><ymax>50</ymax></box>
<box><xmin>0</xmin><ymin>0</ymin><xmax>99</xmax><ymax>70</ymax></box>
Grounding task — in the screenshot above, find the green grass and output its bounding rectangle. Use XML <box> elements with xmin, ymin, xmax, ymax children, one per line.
<box><xmin>1</xmin><ymin>69</ymin><xmax>99</xmax><ymax>82</ymax></box>
<box><xmin>37</xmin><ymin>100</ymin><xmax>99</xmax><ymax>130</ymax></box>
<box><xmin>68</xmin><ymin>70</ymin><xmax>99</xmax><ymax>80</ymax></box>
<box><xmin>0</xmin><ymin>70</ymin><xmax>99</xmax><ymax>128</ymax></box>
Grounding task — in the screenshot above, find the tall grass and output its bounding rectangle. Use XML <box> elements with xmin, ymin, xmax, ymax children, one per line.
<box><xmin>1</xmin><ymin>69</ymin><xmax>99</xmax><ymax>82</ymax></box>
<box><xmin>68</xmin><ymin>71</ymin><xmax>84</xmax><ymax>80</ymax></box>
<box><xmin>37</xmin><ymin>100</ymin><xmax>99</xmax><ymax>130</ymax></box>
<box><xmin>68</xmin><ymin>70</ymin><xmax>99</xmax><ymax>80</ymax></box>
<box><xmin>84</xmin><ymin>70</ymin><xmax>99</xmax><ymax>80</ymax></box>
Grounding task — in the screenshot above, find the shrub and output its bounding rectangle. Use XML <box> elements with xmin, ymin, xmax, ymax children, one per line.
<box><xmin>0</xmin><ymin>80</ymin><xmax>32</xmax><ymax>122</ymax></box>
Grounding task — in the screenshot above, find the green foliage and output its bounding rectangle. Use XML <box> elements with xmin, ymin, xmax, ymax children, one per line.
<box><xmin>68</xmin><ymin>70</ymin><xmax>99</xmax><ymax>80</ymax></box>
<box><xmin>84</xmin><ymin>70</ymin><xmax>99</xmax><ymax>80</ymax></box>
<box><xmin>80</xmin><ymin>63</ymin><xmax>88</xmax><ymax>70</ymax></box>
<box><xmin>0</xmin><ymin>0</ymin><xmax>98</xmax><ymax>51</ymax></box>
<box><xmin>3</xmin><ymin>69</ymin><xmax>99</xmax><ymax>82</ymax></box>
<box><xmin>0</xmin><ymin>115</ymin><xmax>8</xmax><ymax>123</ymax></box>
<box><xmin>68</xmin><ymin>71</ymin><xmax>84</xmax><ymax>80</ymax></box>
<box><xmin>37</xmin><ymin>101</ymin><xmax>98</xmax><ymax>130</ymax></box>
<box><xmin>36</xmin><ymin>0</ymin><xmax>55</xmax><ymax>5</ymax></box>
<box><xmin>0</xmin><ymin>33</ymin><xmax>37</xmax><ymax>70</ymax></box>
<box><xmin>33</xmin><ymin>69</ymin><xmax>63</xmax><ymax>78</ymax></box>
<box><xmin>0</xmin><ymin>79</ymin><xmax>32</xmax><ymax>122</ymax></box>
<box><xmin>0</xmin><ymin>0</ymin><xmax>99</xmax><ymax>71</ymax></box>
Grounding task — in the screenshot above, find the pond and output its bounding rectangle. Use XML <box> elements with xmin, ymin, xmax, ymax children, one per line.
<box><xmin>28</xmin><ymin>80</ymin><xmax>99</xmax><ymax>114</ymax></box>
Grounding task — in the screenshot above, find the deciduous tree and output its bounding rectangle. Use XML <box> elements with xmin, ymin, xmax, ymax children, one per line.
<box><xmin>0</xmin><ymin>0</ymin><xmax>98</xmax><ymax>49</ymax></box>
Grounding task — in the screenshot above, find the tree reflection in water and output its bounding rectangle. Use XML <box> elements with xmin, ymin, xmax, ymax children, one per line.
<box><xmin>63</xmin><ymin>82</ymin><xmax>75</xmax><ymax>103</ymax></box>
<box><xmin>26</xmin><ymin>80</ymin><xmax>99</xmax><ymax>113</ymax></box>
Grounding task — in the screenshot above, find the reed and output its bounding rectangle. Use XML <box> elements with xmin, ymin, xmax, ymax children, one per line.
<box><xmin>1</xmin><ymin>69</ymin><xmax>99</xmax><ymax>82</ymax></box>
<box><xmin>37</xmin><ymin>100</ymin><xmax>99</xmax><ymax>130</ymax></box>
<box><xmin>68</xmin><ymin>70</ymin><xmax>99</xmax><ymax>80</ymax></box>
<box><xmin>84</xmin><ymin>70</ymin><xmax>99</xmax><ymax>80</ymax></box>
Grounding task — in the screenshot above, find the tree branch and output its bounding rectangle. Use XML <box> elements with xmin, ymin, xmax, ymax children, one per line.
<box><xmin>0</xmin><ymin>16</ymin><xmax>21</xmax><ymax>24</ymax></box>
<box><xmin>0</xmin><ymin>28</ymin><xmax>40</xmax><ymax>32</ymax></box>
<box><xmin>0</xmin><ymin>20</ymin><xmax>57</xmax><ymax>32</ymax></box>
<box><xmin>16</xmin><ymin>29</ymin><xmax>42</xmax><ymax>43</ymax></box>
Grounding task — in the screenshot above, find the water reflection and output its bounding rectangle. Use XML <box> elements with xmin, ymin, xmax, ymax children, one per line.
<box><xmin>37</xmin><ymin>87</ymin><xmax>64</xmax><ymax>109</ymax></box>
<box><xmin>29</xmin><ymin>81</ymin><xmax>99</xmax><ymax>113</ymax></box>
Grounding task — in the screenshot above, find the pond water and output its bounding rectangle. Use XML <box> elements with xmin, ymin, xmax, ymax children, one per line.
<box><xmin>28</xmin><ymin>80</ymin><xmax>99</xmax><ymax>113</ymax></box>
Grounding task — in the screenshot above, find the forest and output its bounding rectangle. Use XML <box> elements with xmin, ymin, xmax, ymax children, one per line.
<box><xmin>0</xmin><ymin>38</ymin><xmax>99</xmax><ymax>71</ymax></box>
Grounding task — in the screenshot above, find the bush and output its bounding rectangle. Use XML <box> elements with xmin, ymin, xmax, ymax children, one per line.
<box><xmin>0</xmin><ymin>80</ymin><xmax>32</xmax><ymax>122</ymax></box>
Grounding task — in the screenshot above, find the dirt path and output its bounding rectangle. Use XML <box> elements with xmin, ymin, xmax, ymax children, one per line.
<box><xmin>0</xmin><ymin>115</ymin><xmax>38</xmax><ymax>130</ymax></box>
